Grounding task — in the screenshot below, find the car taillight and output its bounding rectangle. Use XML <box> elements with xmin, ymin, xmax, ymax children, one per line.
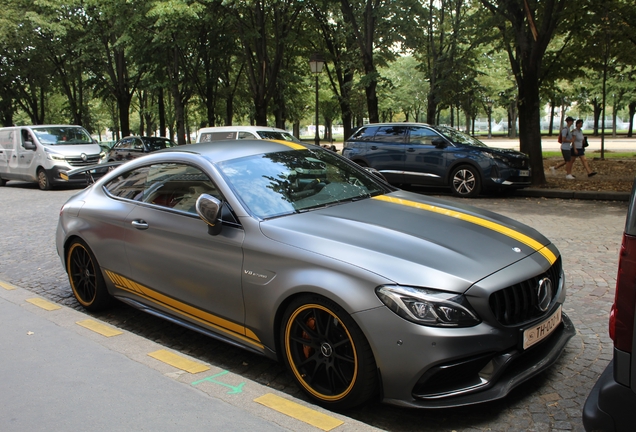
<box><xmin>610</xmin><ymin>234</ymin><xmax>636</xmax><ymax>353</ymax></box>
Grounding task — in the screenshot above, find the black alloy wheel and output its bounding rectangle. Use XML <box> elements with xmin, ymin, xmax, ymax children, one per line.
<box><xmin>281</xmin><ymin>295</ymin><xmax>378</xmax><ymax>409</ymax></box>
<box><xmin>66</xmin><ymin>239</ymin><xmax>112</xmax><ymax>311</ymax></box>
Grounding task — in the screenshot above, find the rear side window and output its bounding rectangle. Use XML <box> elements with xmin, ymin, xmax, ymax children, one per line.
<box><xmin>374</xmin><ymin>126</ymin><xmax>407</xmax><ymax>143</ymax></box>
<box><xmin>238</xmin><ymin>132</ymin><xmax>257</xmax><ymax>139</ymax></box>
<box><xmin>199</xmin><ymin>132</ymin><xmax>237</xmax><ymax>142</ymax></box>
<box><xmin>349</xmin><ymin>126</ymin><xmax>379</xmax><ymax>141</ymax></box>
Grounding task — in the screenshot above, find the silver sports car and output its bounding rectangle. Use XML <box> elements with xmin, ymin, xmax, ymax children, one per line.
<box><xmin>56</xmin><ymin>140</ymin><xmax>575</xmax><ymax>409</ymax></box>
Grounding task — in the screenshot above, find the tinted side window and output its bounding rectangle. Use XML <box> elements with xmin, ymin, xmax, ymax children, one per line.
<box><xmin>408</xmin><ymin>127</ymin><xmax>441</xmax><ymax>145</ymax></box>
<box><xmin>200</xmin><ymin>132</ymin><xmax>237</xmax><ymax>142</ymax></box>
<box><xmin>374</xmin><ymin>126</ymin><xmax>407</xmax><ymax>143</ymax></box>
<box><xmin>238</xmin><ymin>132</ymin><xmax>257</xmax><ymax>139</ymax></box>
<box><xmin>104</xmin><ymin>163</ymin><xmax>220</xmax><ymax>214</ymax></box>
<box><xmin>350</xmin><ymin>126</ymin><xmax>379</xmax><ymax>141</ymax></box>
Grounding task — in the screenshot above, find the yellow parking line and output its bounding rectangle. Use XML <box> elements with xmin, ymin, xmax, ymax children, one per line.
<box><xmin>0</xmin><ymin>280</ymin><xmax>17</xmax><ymax>290</ymax></box>
<box><xmin>148</xmin><ymin>349</ymin><xmax>210</xmax><ymax>374</ymax></box>
<box><xmin>76</xmin><ymin>319</ymin><xmax>123</xmax><ymax>337</ymax></box>
<box><xmin>254</xmin><ymin>393</ymin><xmax>344</xmax><ymax>431</ymax></box>
<box><xmin>26</xmin><ymin>298</ymin><xmax>61</xmax><ymax>311</ymax></box>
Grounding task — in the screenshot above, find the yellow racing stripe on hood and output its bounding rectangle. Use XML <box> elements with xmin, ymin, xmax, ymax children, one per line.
<box><xmin>372</xmin><ymin>195</ymin><xmax>557</xmax><ymax>264</ymax></box>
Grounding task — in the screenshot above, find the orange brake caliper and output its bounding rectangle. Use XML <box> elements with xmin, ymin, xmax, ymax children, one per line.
<box><xmin>302</xmin><ymin>316</ymin><xmax>316</xmax><ymax>358</ymax></box>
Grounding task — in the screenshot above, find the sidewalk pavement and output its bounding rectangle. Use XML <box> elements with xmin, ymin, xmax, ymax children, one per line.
<box><xmin>0</xmin><ymin>281</ymin><xmax>378</xmax><ymax>432</ymax></box>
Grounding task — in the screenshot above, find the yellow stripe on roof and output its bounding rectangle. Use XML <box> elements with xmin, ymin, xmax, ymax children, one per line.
<box><xmin>372</xmin><ymin>195</ymin><xmax>557</xmax><ymax>264</ymax></box>
<box><xmin>269</xmin><ymin>139</ymin><xmax>306</xmax><ymax>150</ymax></box>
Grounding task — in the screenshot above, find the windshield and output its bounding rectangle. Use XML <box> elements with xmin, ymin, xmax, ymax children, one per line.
<box><xmin>31</xmin><ymin>126</ymin><xmax>93</xmax><ymax>145</ymax></box>
<box><xmin>256</xmin><ymin>131</ymin><xmax>301</xmax><ymax>143</ymax></box>
<box><xmin>142</xmin><ymin>137</ymin><xmax>178</xmax><ymax>151</ymax></box>
<box><xmin>433</xmin><ymin>125</ymin><xmax>487</xmax><ymax>147</ymax></box>
<box><xmin>218</xmin><ymin>148</ymin><xmax>391</xmax><ymax>219</ymax></box>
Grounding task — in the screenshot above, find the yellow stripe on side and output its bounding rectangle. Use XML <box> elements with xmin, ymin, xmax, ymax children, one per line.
<box><xmin>104</xmin><ymin>270</ymin><xmax>263</xmax><ymax>349</ymax></box>
<box><xmin>372</xmin><ymin>195</ymin><xmax>557</xmax><ymax>265</ymax></box>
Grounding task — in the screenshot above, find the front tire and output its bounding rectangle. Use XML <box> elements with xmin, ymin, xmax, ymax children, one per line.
<box><xmin>281</xmin><ymin>295</ymin><xmax>378</xmax><ymax>410</ymax></box>
<box><xmin>66</xmin><ymin>239</ymin><xmax>112</xmax><ymax>311</ymax></box>
<box><xmin>450</xmin><ymin>165</ymin><xmax>481</xmax><ymax>197</ymax></box>
<box><xmin>37</xmin><ymin>168</ymin><xmax>52</xmax><ymax>190</ymax></box>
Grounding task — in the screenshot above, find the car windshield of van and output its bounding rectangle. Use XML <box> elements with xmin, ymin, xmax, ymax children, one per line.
<box><xmin>433</xmin><ymin>125</ymin><xmax>487</xmax><ymax>147</ymax></box>
<box><xmin>218</xmin><ymin>148</ymin><xmax>390</xmax><ymax>219</ymax></box>
<box><xmin>32</xmin><ymin>127</ymin><xmax>93</xmax><ymax>145</ymax></box>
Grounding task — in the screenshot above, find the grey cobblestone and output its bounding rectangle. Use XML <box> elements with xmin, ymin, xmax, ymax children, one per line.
<box><xmin>0</xmin><ymin>183</ymin><xmax>627</xmax><ymax>430</ymax></box>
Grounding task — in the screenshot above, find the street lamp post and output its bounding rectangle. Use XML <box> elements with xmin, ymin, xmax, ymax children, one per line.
<box><xmin>487</xmin><ymin>100</ymin><xmax>493</xmax><ymax>139</ymax></box>
<box><xmin>309</xmin><ymin>53</ymin><xmax>325</xmax><ymax>146</ymax></box>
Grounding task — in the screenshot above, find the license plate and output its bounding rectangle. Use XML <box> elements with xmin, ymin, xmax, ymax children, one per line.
<box><xmin>522</xmin><ymin>306</ymin><xmax>562</xmax><ymax>350</ymax></box>
<box><xmin>519</xmin><ymin>170</ymin><xmax>530</xmax><ymax>176</ymax></box>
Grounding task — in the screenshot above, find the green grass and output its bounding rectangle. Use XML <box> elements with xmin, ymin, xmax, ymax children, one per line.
<box><xmin>543</xmin><ymin>151</ymin><xmax>636</xmax><ymax>158</ymax></box>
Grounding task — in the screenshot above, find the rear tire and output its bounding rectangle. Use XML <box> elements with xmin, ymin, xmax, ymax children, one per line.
<box><xmin>66</xmin><ymin>239</ymin><xmax>112</xmax><ymax>311</ymax></box>
<box><xmin>37</xmin><ymin>168</ymin><xmax>52</xmax><ymax>190</ymax></box>
<box><xmin>281</xmin><ymin>294</ymin><xmax>378</xmax><ymax>410</ymax></box>
<box><xmin>0</xmin><ymin>177</ymin><xmax>6</xmax><ymax>186</ymax></box>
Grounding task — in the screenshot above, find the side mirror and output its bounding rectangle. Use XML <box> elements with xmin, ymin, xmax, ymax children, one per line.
<box><xmin>195</xmin><ymin>193</ymin><xmax>223</xmax><ymax>236</ymax></box>
<box><xmin>432</xmin><ymin>138</ymin><xmax>447</xmax><ymax>148</ymax></box>
<box><xmin>23</xmin><ymin>140</ymin><xmax>36</xmax><ymax>150</ymax></box>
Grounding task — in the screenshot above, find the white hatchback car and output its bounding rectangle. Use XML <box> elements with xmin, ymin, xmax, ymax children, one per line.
<box><xmin>197</xmin><ymin>126</ymin><xmax>299</xmax><ymax>143</ymax></box>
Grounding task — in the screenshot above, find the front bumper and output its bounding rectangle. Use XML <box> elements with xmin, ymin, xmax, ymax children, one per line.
<box><xmin>354</xmin><ymin>306</ymin><xmax>575</xmax><ymax>408</ymax></box>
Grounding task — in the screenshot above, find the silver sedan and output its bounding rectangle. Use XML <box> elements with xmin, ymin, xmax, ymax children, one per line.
<box><xmin>56</xmin><ymin>140</ymin><xmax>575</xmax><ymax>409</ymax></box>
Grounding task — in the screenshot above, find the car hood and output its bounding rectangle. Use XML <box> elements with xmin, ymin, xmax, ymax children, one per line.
<box><xmin>44</xmin><ymin>144</ymin><xmax>102</xmax><ymax>156</ymax></box>
<box><xmin>259</xmin><ymin>190</ymin><xmax>554</xmax><ymax>293</ymax></box>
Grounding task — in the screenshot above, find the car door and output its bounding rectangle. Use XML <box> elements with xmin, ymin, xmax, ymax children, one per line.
<box><xmin>16</xmin><ymin>129</ymin><xmax>37</xmax><ymax>175</ymax></box>
<box><xmin>403</xmin><ymin>126</ymin><xmax>450</xmax><ymax>186</ymax></box>
<box><xmin>364</xmin><ymin>125</ymin><xmax>407</xmax><ymax>184</ymax></box>
<box><xmin>116</xmin><ymin>162</ymin><xmax>247</xmax><ymax>333</ymax></box>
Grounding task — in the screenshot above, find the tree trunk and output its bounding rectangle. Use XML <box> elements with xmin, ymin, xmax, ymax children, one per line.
<box><xmin>628</xmin><ymin>102</ymin><xmax>635</xmax><ymax>138</ymax></box>
<box><xmin>158</xmin><ymin>88</ymin><xmax>166</xmax><ymax>137</ymax></box>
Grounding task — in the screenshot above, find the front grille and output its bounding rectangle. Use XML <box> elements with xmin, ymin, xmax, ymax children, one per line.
<box><xmin>507</xmin><ymin>158</ymin><xmax>528</xmax><ymax>169</ymax></box>
<box><xmin>67</xmin><ymin>155</ymin><xmax>100</xmax><ymax>167</ymax></box>
<box><xmin>489</xmin><ymin>257</ymin><xmax>561</xmax><ymax>326</ymax></box>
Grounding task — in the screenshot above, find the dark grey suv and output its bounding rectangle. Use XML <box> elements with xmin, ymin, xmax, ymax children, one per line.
<box><xmin>342</xmin><ymin>123</ymin><xmax>531</xmax><ymax>197</ymax></box>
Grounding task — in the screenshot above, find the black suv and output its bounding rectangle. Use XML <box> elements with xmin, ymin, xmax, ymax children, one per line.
<box><xmin>583</xmin><ymin>179</ymin><xmax>636</xmax><ymax>431</ymax></box>
<box><xmin>342</xmin><ymin>123</ymin><xmax>531</xmax><ymax>197</ymax></box>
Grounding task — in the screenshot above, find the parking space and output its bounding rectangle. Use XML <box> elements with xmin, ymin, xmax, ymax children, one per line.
<box><xmin>0</xmin><ymin>182</ymin><xmax>626</xmax><ymax>431</ymax></box>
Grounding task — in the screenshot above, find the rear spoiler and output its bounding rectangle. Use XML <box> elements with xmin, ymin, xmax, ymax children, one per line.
<box><xmin>60</xmin><ymin>161</ymin><xmax>124</xmax><ymax>184</ymax></box>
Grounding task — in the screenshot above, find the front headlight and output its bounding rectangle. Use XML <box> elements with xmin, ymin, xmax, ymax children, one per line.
<box><xmin>376</xmin><ymin>285</ymin><xmax>480</xmax><ymax>327</ymax></box>
<box><xmin>47</xmin><ymin>153</ymin><xmax>66</xmax><ymax>161</ymax></box>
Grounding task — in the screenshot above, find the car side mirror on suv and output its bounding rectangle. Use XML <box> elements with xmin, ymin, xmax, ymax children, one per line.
<box><xmin>432</xmin><ymin>138</ymin><xmax>447</xmax><ymax>148</ymax></box>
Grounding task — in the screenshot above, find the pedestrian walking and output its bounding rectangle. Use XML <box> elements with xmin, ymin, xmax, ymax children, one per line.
<box><xmin>550</xmin><ymin>116</ymin><xmax>575</xmax><ymax>178</ymax></box>
<box><xmin>567</xmin><ymin>119</ymin><xmax>597</xmax><ymax>178</ymax></box>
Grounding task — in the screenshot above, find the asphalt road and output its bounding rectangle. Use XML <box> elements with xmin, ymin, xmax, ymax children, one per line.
<box><xmin>0</xmin><ymin>181</ymin><xmax>626</xmax><ymax>432</ymax></box>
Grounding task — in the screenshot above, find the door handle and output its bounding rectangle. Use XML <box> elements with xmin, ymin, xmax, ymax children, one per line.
<box><xmin>131</xmin><ymin>220</ymin><xmax>149</xmax><ymax>230</ymax></box>
<box><xmin>407</xmin><ymin>148</ymin><xmax>415</xmax><ymax>152</ymax></box>
<box><xmin>370</xmin><ymin>146</ymin><xmax>378</xmax><ymax>150</ymax></box>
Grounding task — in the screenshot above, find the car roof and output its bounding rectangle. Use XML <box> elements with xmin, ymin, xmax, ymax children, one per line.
<box><xmin>158</xmin><ymin>139</ymin><xmax>310</xmax><ymax>163</ymax></box>
<box><xmin>197</xmin><ymin>125</ymin><xmax>291</xmax><ymax>134</ymax></box>
<box><xmin>359</xmin><ymin>122</ymin><xmax>435</xmax><ymax>128</ymax></box>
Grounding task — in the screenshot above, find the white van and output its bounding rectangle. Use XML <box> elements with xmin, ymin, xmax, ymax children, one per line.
<box><xmin>0</xmin><ymin>125</ymin><xmax>101</xmax><ymax>190</ymax></box>
<box><xmin>196</xmin><ymin>126</ymin><xmax>300</xmax><ymax>143</ymax></box>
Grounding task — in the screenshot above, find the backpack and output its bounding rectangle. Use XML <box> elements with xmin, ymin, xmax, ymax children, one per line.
<box><xmin>557</xmin><ymin>128</ymin><xmax>565</xmax><ymax>144</ymax></box>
